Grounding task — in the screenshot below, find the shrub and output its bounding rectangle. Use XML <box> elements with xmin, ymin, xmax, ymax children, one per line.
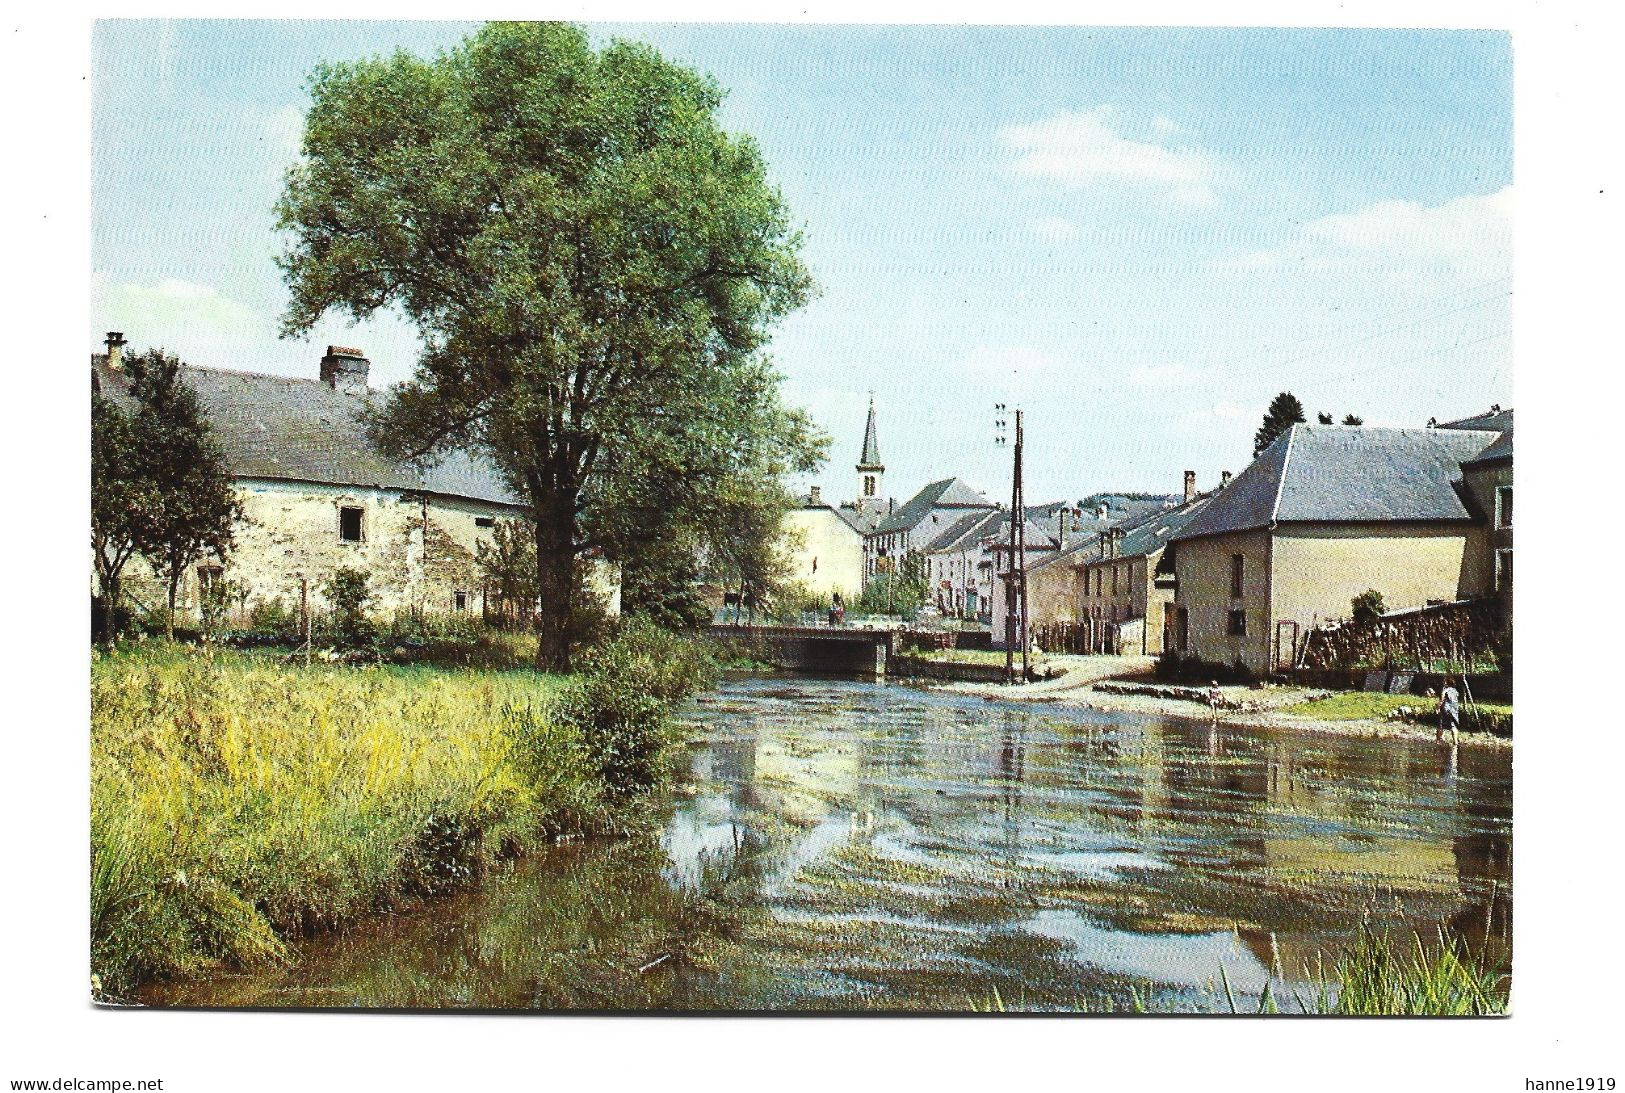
<box><xmin>320</xmin><ymin>567</ymin><xmax>373</xmax><ymax>644</ymax></box>
<box><xmin>1351</xmin><ymin>589</ymin><xmax>1386</xmax><ymax>625</ymax></box>
<box><xmin>551</xmin><ymin>618</ymin><xmax>719</xmax><ymax>793</ymax></box>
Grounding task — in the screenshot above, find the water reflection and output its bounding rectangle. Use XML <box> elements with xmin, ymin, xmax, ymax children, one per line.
<box><xmin>143</xmin><ymin>677</ymin><xmax>1511</xmax><ymax>1011</ymax></box>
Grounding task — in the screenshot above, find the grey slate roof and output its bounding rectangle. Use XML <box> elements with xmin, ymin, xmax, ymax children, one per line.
<box><xmin>1437</xmin><ymin>407</ymin><xmax>1513</xmax><ymax>434</ymax></box>
<box><xmin>795</xmin><ymin>491</ymin><xmax>877</xmax><ymax>535</ymax></box>
<box><xmin>1460</xmin><ymin>409</ymin><xmax>1513</xmax><ymax>466</ymax></box>
<box><xmin>1171</xmin><ymin>424</ymin><xmax>1498</xmax><ymax>543</ymax></box>
<box><xmin>94</xmin><ymin>360</ymin><xmax>522</xmax><ymax>508</ymax></box>
<box><xmin>1088</xmin><ymin>494</ymin><xmax>1215</xmax><ymax>562</ymax></box>
<box><xmin>873</xmin><ymin>477</ymin><xmax>994</xmax><ymax>534</ymax></box>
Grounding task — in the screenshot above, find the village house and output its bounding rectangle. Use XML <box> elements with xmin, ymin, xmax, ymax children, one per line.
<box><xmin>92</xmin><ymin>333</ymin><xmax>620</xmax><ymax>624</ymax></box>
<box><xmin>865</xmin><ymin>476</ymin><xmax>996</xmax><ymax>580</ymax></box>
<box><xmin>781</xmin><ymin>399</ymin><xmax>890</xmax><ymax>605</ymax></box>
<box><xmin>1438</xmin><ymin>407</ymin><xmax>1514</xmax><ymax>600</ymax></box>
<box><xmin>1069</xmin><ymin>472</ymin><xmax>1218</xmax><ymax>656</ymax></box>
<box><xmin>782</xmin><ymin>486</ymin><xmax>878</xmax><ymax>604</ymax></box>
<box><xmin>1161</xmin><ymin>417</ymin><xmax>1510</xmax><ymax>675</ymax></box>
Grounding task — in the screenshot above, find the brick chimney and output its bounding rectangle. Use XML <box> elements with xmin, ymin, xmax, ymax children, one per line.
<box><xmin>320</xmin><ymin>345</ymin><xmax>370</xmax><ymax>394</ymax></box>
<box><xmin>809</xmin><ymin>485</ymin><xmax>822</xmax><ymax>505</ymax></box>
<box><xmin>104</xmin><ymin>332</ymin><xmax>127</xmax><ymax>371</ymax></box>
<box><xmin>1220</xmin><ymin>470</ymin><xmax>1232</xmax><ymax>490</ymax></box>
<box><xmin>1183</xmin><ymin>470</ymin><xmax>1196</xmax><ymax>503</ymax></box>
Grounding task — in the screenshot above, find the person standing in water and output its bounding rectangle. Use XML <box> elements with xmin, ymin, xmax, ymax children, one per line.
<box><xmin>1437</xmin><ymin>677</ymin><xmax>1462</xmax><ymax>743</ymax></box>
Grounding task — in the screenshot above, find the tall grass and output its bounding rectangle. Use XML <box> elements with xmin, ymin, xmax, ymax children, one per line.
<box><xmin>91</xmin><ymin>626</ymin><xmax>713</xmax><ymax>999</ymax></box>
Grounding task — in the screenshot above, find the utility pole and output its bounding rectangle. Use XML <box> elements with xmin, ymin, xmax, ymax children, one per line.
<box><xmin>997</xmin><ymin>406</ymin><xmax>1028</xmax><ymax>685</ymax></box>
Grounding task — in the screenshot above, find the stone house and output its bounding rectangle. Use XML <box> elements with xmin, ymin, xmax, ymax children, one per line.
<box><xmin>1439</xmin><ymin>408</ymin><xmax>1513</xmax><ymax>599</ymax></box>
<box><xmin>1162</xmin><ymin>422</ymin><xmax>1506</xmax><ymax>675</ymax></box>
<box><xmin>780</xmin><ymin>398</ymin><xmax>891</xmax><ymax>606</ymax></box>
<box><xmin>92</xmin><ymin>335</ymin><xmax>619</xmax><ymax>624</ymax></box>
<box><xmin>1072</xmin><ymin>474</ymin><xmax>1216</xmax><ymax>656</ymax></box>
<box><xmin>781</xmin><ymin>486</ymin><xmax>875</xmax><ymax>604</ymax></box>
<box><xmin>922</xmin><ymin>509</ymin><xmax>1005</xmax><ymax>621</ymax></box>
<box><xmin>865</xmin><ymin>476</ymin><xmax>995</xmax><ymax>580</ymax></box>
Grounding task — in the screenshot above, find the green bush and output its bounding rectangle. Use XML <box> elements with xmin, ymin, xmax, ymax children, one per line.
<box><xmin>551</xmin><ymin>618</ymin><xmax>720</xmax><ymax>793</ymax></box>
<box><xmin>319</xmin><ymin>567</ymin><xmax>374</xmax><ymax>645</ymax></box>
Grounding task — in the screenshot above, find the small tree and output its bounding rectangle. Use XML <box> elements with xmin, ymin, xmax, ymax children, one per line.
<box><xmin>125</xmin><ymin>349</ymin><xmax>242</xmax><ymax>640</ymax></box>
<box><xmin>323</xmin><ymin>567</ymin><xmax>373</xmax><ymax>644</ymax></box>
<box><xmin>91</xmin><ymin>389</ymin><xmax>157</xmax><ymax>645</ymax></box>
<box><xmin>1254</xmin><ymin>392</ymin><xmax>1307</xmax><ymax>457</ymax></box>
<box><xmin>1351</xmin><ymin>589</ymin><xmax>1386</xmax><ymax>624</ymax></box>
<box><xmin>1317</xmin><ymin>412</ymin><xmax>1333</xmax><ymax>425</ymax></box>
<box><xmin>1342</xmin><ymin>413</ymin><xmax>1364</xmax><ymax>426</ymax></box>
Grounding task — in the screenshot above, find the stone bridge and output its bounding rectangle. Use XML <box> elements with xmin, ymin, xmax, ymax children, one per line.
<box><xmin>705</xmin><ymin>625</ymin><xmax>892</xmax><ymax>677</ymax></box>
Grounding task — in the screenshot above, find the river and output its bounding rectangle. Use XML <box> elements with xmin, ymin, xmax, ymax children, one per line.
<box><xmin>142</xmin><ymin>677</ymin><xmax>1511</xmax><ymax>1012</ymax></box>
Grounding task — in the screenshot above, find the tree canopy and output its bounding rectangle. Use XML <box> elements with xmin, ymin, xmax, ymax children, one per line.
<box><xmin>276</xmin><ymin>21</ymin><xmax>824</xmax><ymax>669</ymax></box>
<box><xmin>124</xmin><ymin>350</ymin><xmax>242</xmax><ymax>639</ymax></box>
<box><xmin>1254</xmin><ymin>391</ymin><xmax>1307</xmax><ymax>457</ymax></box>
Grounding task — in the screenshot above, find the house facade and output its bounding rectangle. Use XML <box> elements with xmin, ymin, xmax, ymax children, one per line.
<box><xmin>865</xmin><ymin>476</ymin><xmax>996</xmax><ymax>579</ymax></box>
<box><xmin>1164</xmin><ymin>422</ymin><xmax>1505</xmax><ymax>674</ymax></box>
<box><xmin>782</xmin><ymin>486</ymin><xmax>873</xmax><ymax>604</ymax></box>
<box><xmin>93</xmin><ymin>335</ymin><xmax>619</xmax><ymax>623</ymax></box>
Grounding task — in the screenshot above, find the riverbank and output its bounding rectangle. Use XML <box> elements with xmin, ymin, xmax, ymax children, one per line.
<box><xmin>91</xmin><ymin>625</ymin><xmax>713</xmax><ymax>1001</ymax></box>
<box><xmin>931</xmin><ymin>656</ymin><xmax>1511</xmax><ymax>749</ymax></box>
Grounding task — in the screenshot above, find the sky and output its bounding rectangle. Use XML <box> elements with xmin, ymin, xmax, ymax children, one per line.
<box><xmin>91</xmin><ymin>21</ymin><xmax>1512</xmax><ymax>506</ymax></box>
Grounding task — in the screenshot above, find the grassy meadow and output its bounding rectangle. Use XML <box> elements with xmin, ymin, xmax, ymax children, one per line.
<box><xmin>91</xmin><ymin>629</ymin><xmax>711</xmax><ymax>999</ymax></box>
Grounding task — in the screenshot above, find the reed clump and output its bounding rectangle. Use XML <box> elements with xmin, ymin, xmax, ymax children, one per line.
<box><xmin>91</xmin><ymin>625</ymin><xmax>714</xmax><ymax>998</ymax></box>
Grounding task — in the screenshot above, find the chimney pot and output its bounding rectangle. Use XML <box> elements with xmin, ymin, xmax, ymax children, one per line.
<box><xmin>104</xmin><ymin>331</ymin><xmax>127</xmax><ymax>370</ymax></box>
<box><xmin>320</xmin><ymin>346</ymin><xmax>370</xmax><ymax>394</ymax></box>
<box><xmin>1183</xmin><ymin>470</ymin><xmax>1196</xmax><ymax>502</ymax></box>
<box><xmin>809</xmin><ymin>485</ymin><xmax>822</xmax><ymax>505</ymax></box>
<box><xmin>1220</xmin><ymin>470</ymin><xmax>1233</xmax><ymax>489</ymax></box>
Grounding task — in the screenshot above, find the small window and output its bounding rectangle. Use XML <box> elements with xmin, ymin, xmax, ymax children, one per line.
<box><xmin>475</xmin><ymin>516</ymin><xmax>495</xmax><ymax>529</ymax></box>
<box><xmin>1495</xmin><ymin>486</ymin><xmax>1512</xmax><ymax>529</ymax></box>
<box><xmin>339</xmin><ymin>506</ymin><xmax>365</xmax><ymax>542</ymax></box>
<box><xmin>1228</xmin><ymin>609</ymin><xmax>1247</xmax><ymax>636</ymax></box>
<box><xmin>197</xmin><ymin>565</ymin><xmax>223</xmax><ymax>595</ymax></box>
<box><xmin>1230</xmin><ymin>553</ymin><xmax>1245</xmax><ymax>598</ymax></box>
<box><xmin>1495</xmin><ymin>548</ymin><xmax>1513</xmax><ymax>591</ymax></box>
<box><xmin>864</xmin><ymin>476</ymin><xmax>876</xmax><ymax>497</ymax></box>
<box><xmin>453</xmin><ymin>591</ymin><xmax>468</xmax><ymax>612</ymax></box>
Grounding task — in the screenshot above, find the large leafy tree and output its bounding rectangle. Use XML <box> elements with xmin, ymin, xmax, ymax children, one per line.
<box><xmin>277</xmin><ymin>21</ymin><xmax>821</xmax><ymax>670</ymax></box>
<box><xmin>125</xmin><ymin>350</ymin><xmax>242</xmax><ymax>640</ymax></box>
<box><xmin>90</xmin><ymin>386</ymin><xmax>156</xmax><ymax>645</ymax></box>
<box><xmin>1254</xmin><ymin>391</ymin><xmax>1307</xmax><ymax>457</ymax></box>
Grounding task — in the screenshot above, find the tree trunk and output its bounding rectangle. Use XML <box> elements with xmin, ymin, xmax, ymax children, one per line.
<box><xmin>166</xmin><ymin>564</ymin><xmax>181</xmax><ymax>643</ymax></box>
<box><xmin>105</xmin><ymin>571</ymin><xmax>122</xmax><ymax>647</ymax></box>
<box><xmin>532</xmin><ymin>493</ymin><xmax>577</xmax><ymax>674</ymax></box>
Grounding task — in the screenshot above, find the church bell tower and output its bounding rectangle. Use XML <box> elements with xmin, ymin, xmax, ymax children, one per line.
<box><xmin>855</xmin><ymin>396</ymin><xmax>885</xmax><ymax>511</ymax></box>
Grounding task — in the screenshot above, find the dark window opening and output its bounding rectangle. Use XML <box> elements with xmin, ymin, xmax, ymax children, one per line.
<box><xmin>197</xmin><ymin>565</ymin><xmax>223</xmax><ymax>595</ymax></box>
<box><xmin>1228</xmin><ymin>608</ymin><xmax>1247</xmax><ymax>636</ymax></box>
<box><xmin>1230</xmin><ymin>553</ymin><xmax>1245</xmax><ymax>598</ymax></box>
<box><xmin>1496</xmin><ymin>549</ymin><xmax>1513</xmax><ymax>591</ymax></box>
<box><xmin>475</xmin><ymin>516</ymin><xmax>496</xmax><ymax>529</ymax></box>
<box><xmin>1496</xmin><ymin>486</ymin><xmax>1512</xmax><ymax>529</ymax></box>
<box><xmin>454</xmin><ymin>591</ymin><xmax>468</xmax><ymax>612</ymax></box>
<box><xmin>339</xmin><ymin>506</ymin><xmax>364</xmax><ymax>542</ymax></box>
<box><xmin>863</xmin><ymin>476</ymin><xmax>876</xmax><ymax>497</ymax></box>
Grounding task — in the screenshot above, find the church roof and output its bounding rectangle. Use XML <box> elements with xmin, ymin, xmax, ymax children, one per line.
<box><xmin>93</xmin><ymin>359</ymin><xmax>522</xmax><ymax>508</ymax></box>
<box><xmin>858</xmin><ymin>398</ymin><xmax>883</xmax><ymax>469</ymax></box>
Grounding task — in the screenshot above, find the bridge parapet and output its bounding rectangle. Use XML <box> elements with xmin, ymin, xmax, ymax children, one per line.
<box><xmin>705</xmin><ymin>625</ymin><xmax>892</xmax><ymax>677</ymax></box>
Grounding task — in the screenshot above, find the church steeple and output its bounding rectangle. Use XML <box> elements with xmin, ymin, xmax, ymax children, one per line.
<box><xmin>855</xmin><ymin>395</ymin><xmax>884</xmax><ymax>509</ymax></box>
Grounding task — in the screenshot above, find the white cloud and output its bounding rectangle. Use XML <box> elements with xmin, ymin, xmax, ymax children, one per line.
<box><xmin>1028</xmin><ymin>215</ymin><xmax>1080</xmax><ymax>242</ymax></box>
<box><xmin>999</xmin><ymin>107</ymin><xmax>1218</xmax><ymax>205</ymax></box>
<box><xmin>97</xmin><ymin>277</ymin><xmax>258</xmax><ymax>332</ymax></box>
<box><xmin>1218</xmin><ymin>187</ymin><xmax>1512</xmax><ymax>279</ymax></box>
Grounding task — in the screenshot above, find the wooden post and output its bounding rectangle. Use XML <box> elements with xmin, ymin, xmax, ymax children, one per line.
<box><xmin>299</xmin><ymin>574</ymin><xmax>311</xmax><ymax>667</ymax></box>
